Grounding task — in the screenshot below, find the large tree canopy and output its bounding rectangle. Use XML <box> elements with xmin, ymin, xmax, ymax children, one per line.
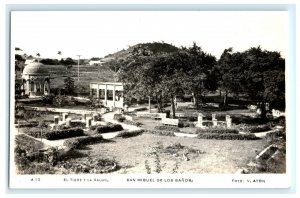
<box><xmin>103</xmin><ymin>42</ymin><xmax>285</xmax><ymax>120</ymax></box>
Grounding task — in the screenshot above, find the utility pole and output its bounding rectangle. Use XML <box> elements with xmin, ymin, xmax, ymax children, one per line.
<box><xmin>77</xmin><ymin>55</ymin><xmax>81</xmax><ymax>82</ymax></box>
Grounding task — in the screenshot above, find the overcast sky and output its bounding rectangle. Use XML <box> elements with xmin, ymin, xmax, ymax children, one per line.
<box><xmin>11</xmin><ymin>11</ymin><xmax>288</xmax><ymax>60</ymax></box>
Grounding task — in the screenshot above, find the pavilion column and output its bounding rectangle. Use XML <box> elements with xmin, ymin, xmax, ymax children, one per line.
<box><xmin>26</xmin><ymin>80</ymin><xmax>30</xmax><ymax>95</ymax></box>
<box><xmin>96</xmin><ymin>84</ymin><xmax>99</xmax><ymax>99</ymax></box>
<box><xmin>113</xmin><ymin>85</ymin><xmax>116</xmax><ymax>107</ymax></box>
<box><xmin>34</xmin><ymin>81</ymin><xmax>37</xmax><ymax>92</ymax></box>
<box><xmin>104</xmin><ymin>84</ymin><xmax>107</xmax><ymax>105</ymax></box>
<box><xmin>44</xmin><ymin>81</ymin><xmax>47</xmax><ymax>94</ymax></box>
<box><xmin>48</xmin><ymin>80</ymin><xmax>50</xmax><ymax>94</ymax></box>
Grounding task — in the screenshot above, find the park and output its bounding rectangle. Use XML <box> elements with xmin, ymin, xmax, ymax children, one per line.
<box><xmin>13</xmin><ymin>42</ymin><xmax>286</xmax><ymax>174</ymax></box>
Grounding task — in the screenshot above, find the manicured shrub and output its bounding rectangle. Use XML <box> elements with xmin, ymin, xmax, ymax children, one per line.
<box><xmin>246</xmin><ymin>125</ymin><xmax>271</xmax><ymax>133</ymax></box>
<box><xmin>15</xmin><ymin>121</ymin><xmax>38</xmax><ymax>128</ymax></box>
<box><xmin>154</xmin><ymin>125</ymin><xmax>180</xmax><ymax>132</ymax></box>
<box><xmin>123</xmin><ymin>120</ymin><xmax>143</xmax><ymax>127</ymax></box>
<box><xmin>113</xmin><ymin>114</ymin><xmax>125</xmax><ymax>122</ymax></box>
<box><xmin>196</xmin><ymin>128</ymin><xmax>239</xmax><ymax>134</ymax></box>
<box><xmin>178</xmin><ymin>120</ymin><xmax>195</xmax><ymax>128</ymax></box>
<box><xmin>45</xmin><ymin>128</ymin><xmax>85</xmax><ymax>140</ymax></box>
<box><xmin>93</xmin><ymin>124</ymin><xmax>123</xmax><ymax>134</ymax></box>
<box><xmin>24</xmin><ymin>128</ymin><xmax>49</xmax><ymax>138</ymax></box>
<box><xmin>133</xmin><ymin>107</ymin><xmax>148</xmax><ymax>112</ymax></box>
<box><xmin>146</xmin><ymin>130</ymin><xmax>175</xmax><ymax>137</ymax></box>
<box><xmin>197</xmin><ymin>133</ymin><xmax>259</xmax><ymax>140</ymax></box>
<box><xmin>71</xmin><ymin>121</ymin><xmax>86</xmax><ymax>128</ymax></box>
<box><xmin>115</xmin><ymin>129</ymin><xmax>144</xmax><ymax>138</ymax></box>
<box><xmin>63</xmin><ymin>134</ymin><xmax>104</xmax><ymax>149</ymax></box>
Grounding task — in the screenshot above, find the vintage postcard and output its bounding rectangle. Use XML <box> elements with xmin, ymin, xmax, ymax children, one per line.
<box><xmin>9</xmin><ymin>10</ymin><xmax>291</xmax><ymax>189</ymax></box>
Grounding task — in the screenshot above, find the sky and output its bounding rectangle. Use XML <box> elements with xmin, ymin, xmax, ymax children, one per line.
<box><xmin>11</xmin><ymin>11</ymin><xmax>288</xmax><ymax>60</ymax></box>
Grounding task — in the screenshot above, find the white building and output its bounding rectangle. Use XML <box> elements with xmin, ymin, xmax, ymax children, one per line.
<box><xmin>22</xmin><ymin>62</ymin><xmax>50</xmax><ymax>97</ymax></box>
<box><xmin>90</xmin><ymin>82</ymin><xmax>124</xmax><ymax>109</ymax></box>
<box><xmin>89</xmin><ymin>60</ymin><xmax>103</xmax><ymax>66</ymax></box>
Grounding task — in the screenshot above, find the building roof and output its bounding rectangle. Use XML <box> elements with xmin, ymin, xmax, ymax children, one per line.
<box><xmin>90</xmin><ymin>82</ymin><xmax>122</xmax><ymax>85</ymax></box>
<box><xmin>22</xmin><ymin>62</ymin><xmax>49</xmax><ymax>76</ymax></box>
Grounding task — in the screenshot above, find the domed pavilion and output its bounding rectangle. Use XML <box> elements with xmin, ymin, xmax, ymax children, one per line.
<box><xmin>22</xmin><ymin>61</ymin><xmax>50</xmax><ymax>97</ymax></box>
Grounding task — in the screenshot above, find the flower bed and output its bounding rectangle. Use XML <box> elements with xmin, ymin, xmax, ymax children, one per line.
<box><xmin>146</xmin><ymin>130</ymin><xmax>175</xmax><ymax>137</ymax></box>
<box><xmin>123</xmin><ymin>120</ymin><xmax>143</xmax><ymax>127</ymax></box>
<box><xmin>63</xmin><ymin>134</ymin><xmax>104</xmax><ymax>149</ymax></box>
<box><xmin>154</xmin><ymin>125</ymin><xmax>181</xmax><ymax>132</ymax></box>
<box><xmin>45</xmin><ymin>128</ymin><xmax>85</xmax><ymax>140</ymax></box>
<box><xmin>57</xmin><ymin>158</ymin><xmax>117</xmax><ymax>174</ymax></box>
<box><xmin>195</xmin><ymin>128</ymin><xmax>239</xmax><ymax>134</ymax></box>
<box><xmin>115</xmin><ymin>129</ymin><xmax>144</xmax><ymax>138</ymax></box>
<box><xmin>197</xmin><ymin>133</ymin><xmax>259</xmax><ymax>140</ymax></box>
<box><xmin>92</xmin><ymin>124</ymin><xmax>123</xmax><ymax>134</ymax></box>
<box><xmin>24</xmin><ymin>127</ymin><xmax>85</xmax><ymax>140</ymax></box>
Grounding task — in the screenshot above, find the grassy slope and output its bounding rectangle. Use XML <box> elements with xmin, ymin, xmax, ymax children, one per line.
<box><xmin>45</xmin><ymin>64</ymin><xmax>115</xmax><ymax>89</ymax></box>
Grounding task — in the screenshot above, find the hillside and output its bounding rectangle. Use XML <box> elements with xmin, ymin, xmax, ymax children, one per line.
<box><xmin>103</xmin><ymin>42</ymin><xmax>179</xmax><ymax>61</ymax></box>
<box><xmin>16</xmin><ymin>42</ymin><xmax>179</xmax><ymax>93</ymax></box>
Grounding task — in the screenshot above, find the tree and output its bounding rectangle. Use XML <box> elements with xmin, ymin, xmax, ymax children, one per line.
<box><xmin>216</xmin><ymin>46</ymin><xmax>285</xmax><ymax>119</ymax></box>
<box><xmin>64</xmin><ymin>77</ymin><xmax>75</xmax><ymax>95</ymax></box>
<box><xmin>40</xmin><ymin>58</ymin><xmax>59</xmax><ymax>65</ymax></box>
<box><xmin>36</xmin><ymin>53</ymin><xmax>40</xmax><ymax>62</ymax></box>
<box><xmin>241</xmin><ymin>47</ymin><xmax>285</xmax><ymax>119</ymax></box>
<box><xmin>181</xmin><ymin>43</ymin><xmax>217</xmax><ymax>107</ymax></box>
<box><xmin>60</xmin><ymin>57</ymin><xmax>76</xmax><ymax>70</ymax></box>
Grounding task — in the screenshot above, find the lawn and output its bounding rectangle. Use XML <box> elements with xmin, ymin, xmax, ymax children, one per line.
<box><xmin>77</xmin><ymin>133</ymin><xmax>267</xmax><ymax>174</ymax></box>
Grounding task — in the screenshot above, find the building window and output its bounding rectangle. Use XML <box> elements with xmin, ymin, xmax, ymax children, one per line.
<box><xmin>115</xmin><ymin>90</ymin><xmax>123</xmax><ymax>101</ymax></box>
<box><xmin>30</xmin><ymin>81</ymin><xmax>34</xmax><ymax>92</ymax></box>
<box><xmin>99</xmin><ymin>89</ymin><xmax>105</xmax><ymax>99</ymax></box>
<box><xmin>91</xmin><ymin>88</ymin><xmax>97</xmax><ymax>97</ymax></box>
<box><xmin>107</xmin><ymin>90</ymin><xmax>113</xmax><ymax>100</ymax></box>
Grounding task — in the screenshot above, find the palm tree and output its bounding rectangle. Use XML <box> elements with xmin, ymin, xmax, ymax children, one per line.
<box><xmin>36</xmin><ymin>53</ymin><xmax>40</xmax><ymax>62</ymax></box>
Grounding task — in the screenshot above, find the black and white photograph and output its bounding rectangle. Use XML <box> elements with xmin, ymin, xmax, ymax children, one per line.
<box><xmin>9</xmin><ymin>10</ymin><xmax>290</xmax><ymax>188</ymax></box>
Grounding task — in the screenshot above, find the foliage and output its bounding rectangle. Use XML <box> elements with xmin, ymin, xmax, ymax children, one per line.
<box><xmin>45</xmin><ymin>128</ymin><xmax>84</xmax><ymax>140</ymax></box>
<box><xmin>197</xmin><ymin>133</ymin><xmax>259</xmax><ymax>140</ymax></box>
<box><xmin>195</xmin><ymin>128</ymin><xmax>239</xmax><ymax>134</ymax></box>
<box><xmin>122</xmin><ymin>120</ymin><xmax>143</xmax><ymax>127</ymax></box>
<box><xmin>64</xmin><ymin>77</ymin><xmax>75</xmax><ymax>95</ymax></box>
<box><xmin>91</xmin><ymin>124</ymin><xmax>123</xmax><ymax>134</ymax></box>
<box><xmin>241</xmin><ymin>125</ymin><xmax>271</xmax><ymax>133</ymax></box>
<box><xmin>63</xmin><ymin>134</ymin><xmax>104</xmax><ymax>149</ymax></box>
<box><xmin>154</xmin><ymin>125</ymin><xmax>181</xmax><ymax>132</ymax></box>
<box><xmin>15</xmin><ymin>134</ymin><xmax>45</xmax><ymax>153</ymax></box>
<box><xmin>42</xmin><ymin>94</ymin><xmax>55</xmax><ymax>105</ymax></box>
<box><xmin>25</xmin><ymin>127</ymin><xmax>84</xmax><ymax>140</ymax></box>
<box><xmin>145</xmin><ymin>130</ymin><xmax>175</xmax><ymax>136</ymax></box>
<box><xmin>56</xmin><ymin>158</ymin><xmax>117</xmax><ymax>174</ymax></box>
<box><xmin>60</xmin><ymin>57</ymin><xmax>76</xmax><ymax>69</ymax></box>
<box><xmin>113</xmin><ymin>114</ymin><xmax>125</xmax><ymax>122</ymax></box>
<box><xmin>40</xmin><ymin>58</ymin><xmax>59</xmax><ymax>65</ymax></box>
<box><xmin>115</xmin><ymin>129</ymin><xmax>144</xmax><ymax>138</ymax></box>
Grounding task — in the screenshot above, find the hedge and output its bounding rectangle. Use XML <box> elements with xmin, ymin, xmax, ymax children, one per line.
<box><xmin>123</xmin><ymin>120</ymin><xmax>143</xmax><ymax>127</ymax></box>
<box><xmin>93</xmin><ymin>124</ymin><xmax>123</xmax><ymax>134</ymax></box>
<box><xmin>24</xmin><ymin>128</ymin><xmax>49</xmax><ymax>138</ymax></box>
<box><xmin>15</xmin><ymin>121</ymin><xmax>38</xmax><ymax>128</ymax></box>
<box><xmin>197</xmin><ymin>133</ymin><xmax>259</xmax><ymax>140</ymax></box>
<box><xmin>115</xmin><ymin>129</ymin><xmax>144</xmax><ymax>138</ymax></box>
<box><xmin>113</xmin><ymin>114</ymin><xmax>125</xmax><ymax>122</ymax></box>
<box><xmin>246</xmin><ymin>125</ymin><xmax>271</xmax><ymax>133</ymax></box>
<box><xmin>45</xmin><ymin>128</ymin><xmax>85</xmax><ymax>140</ymax></box>
<box><xmin>196</xmin><ymin>128</ymin><xmax>239</xmax><ymax>134</ymax></box>
<box><xmin>63</xmin><ymin>134</ymin><xmax>104</xmax><ymax>149</ymax></box>
<box><xmin>154</xmin><ymin>125</ymin><xmax>180</xmax><ymax>132</ymax></box>
<box><xmin>146</xmin><ymin>130</ymin><xmax>175</xmax><ymax>137</ymax></box>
